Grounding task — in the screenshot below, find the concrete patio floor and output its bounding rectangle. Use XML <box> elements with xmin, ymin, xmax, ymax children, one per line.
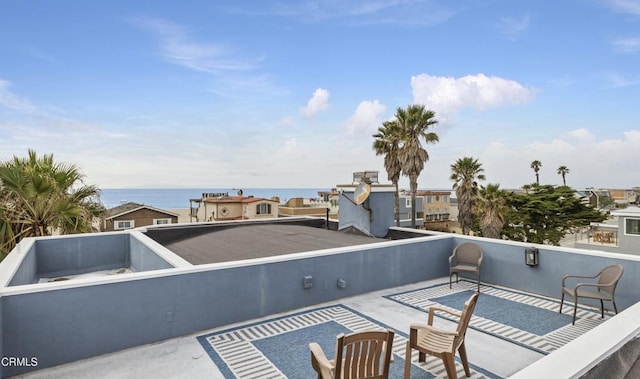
<box><xmin>14</xmin><ymin>278</ymin><xmax>552</xmax><ymax>379</ymax></box>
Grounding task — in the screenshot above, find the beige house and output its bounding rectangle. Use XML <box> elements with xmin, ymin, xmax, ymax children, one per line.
<box><xmin>190</xmin><ymin>193</ymin><xmax>279</xmax><ymax>222</ymax></box>
<box><xmin>417</xmin><ymin>190</ymin><xmax>451</xmax><ymax>230</ymax></box>
<box><xmin>102</xmin><ymin>202</ymin><xmax>179</xmax><ymax>232</ymax></box>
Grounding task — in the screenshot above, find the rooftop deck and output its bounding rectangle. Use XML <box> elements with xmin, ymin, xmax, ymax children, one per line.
<box><xmin>1</xmin><ymin>218</ymin><xmax>640</xmax><ymax>378</ymax></box>
<box><xmin>14</xmin><ymin>278</ymin><xmax>569</xmax><ymax>378</ymax></box>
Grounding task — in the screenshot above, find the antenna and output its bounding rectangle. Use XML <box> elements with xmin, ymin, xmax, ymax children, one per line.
<box><xmin>353</xmin><ymin>181</ymin><xmax>371</xmax><ymax>205</ymax></box>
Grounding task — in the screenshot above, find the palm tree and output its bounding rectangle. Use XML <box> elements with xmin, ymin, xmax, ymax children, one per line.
<box><xmin>530</xmin><ymin>160</ymin><xmax>542</xmax><ymax>184</ymax></box>
<box><xmin>373</xmin><ymin>121</ymin><xmax>403</xmax><ymax>226</ymax></box>
<box><xmin>395</xmin><ymin>104</ymin><xmax>439</xmax><ymax>228</ymax></box>
<box><xmin>0</xmin><ymin>150</ymin><xmax>105</xmax><ymax>258</ymax></box>
<box><xmin>474</xmin><ymin>183</ymin><xmax>508</xmax><ymax>239</ymax></box>
<box><xmin>450</xmin><ymin>157</ymin><xmax>485</xmax><ymax>235</ymax></box>
<box><xmin>557</xmin><ymin>165</ymin><xmax>570</xmax><ymax>186</ymax></box>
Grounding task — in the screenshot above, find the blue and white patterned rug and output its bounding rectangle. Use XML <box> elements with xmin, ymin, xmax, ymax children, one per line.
<box><xmin>197</xmin><ymin>304</ymin><xmax>499</xmax><ymax>379</ymax></box>
<box><xmin>385</xmin><ymin>280</ymin><xmax>610</xmax><ymax>354</ymax></box>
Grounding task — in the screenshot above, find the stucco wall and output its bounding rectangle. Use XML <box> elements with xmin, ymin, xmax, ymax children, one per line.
<box><xmin>453</xmin><ymin>236</ymin><xmax>640</xmax><ymax>310</ymax></box>
<box><xmin>0</xmin><ymin>236</ymin><xmax>450</xmax><ymax>376</ymax></box>
<box><xmin>128</xmin><ymin>234</ymin><xmax>175</xmax><ymax>272</ymax></box>
<box><xmin>338</xmin><ymin>190</ymin><xmax>395</xmax><ymax>238</ymax></box>
<box><xmin>3</xmin><ymin>232</ymin><xmax>640</xmax><ymax>377</ymax></box>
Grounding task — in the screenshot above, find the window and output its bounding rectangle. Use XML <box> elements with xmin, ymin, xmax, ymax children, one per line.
<box><xmin>256</xmin><ymin>203</ymin><xmax>272</xmax><ymax>215</ymax></box>
<box><xmin>405</xmin><ymin>198</ymin><xmax>412</xmax><ymax>208</ymax></box>
<box><xmin>153</xmin><ymin>218</ymin><xmax>171</xmax><ymax>225</ymax></box>
<box><xmin>625</xmin><ymin>218</ymin><xmax>640</xmax><ymax>235</ymax></box>
<box><xmin>115</xmin><ymin>220</ymin><xmax>134</xmax><ymax>230</ymax></box>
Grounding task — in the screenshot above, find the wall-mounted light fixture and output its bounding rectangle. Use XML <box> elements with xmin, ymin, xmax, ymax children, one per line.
<box><xmin>337</xmin><ymin>278</ymin><xmax>347</xmax><ymax>289</ymax></box>
<box><xmin>303</xmin><ymin>275</ymin><xmax>313</xmax><ymax>289</ymax></box>
<box><xmin>525</xmin><ymin>247</ymin><xmax>539</xmax><ymax>266</ymax></box>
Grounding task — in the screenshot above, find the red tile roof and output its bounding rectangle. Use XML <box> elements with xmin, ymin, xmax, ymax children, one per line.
<box><xmin>203</xmin><ymin>196</ymin><xmax>277</xmax><ymax>204</ymax></box>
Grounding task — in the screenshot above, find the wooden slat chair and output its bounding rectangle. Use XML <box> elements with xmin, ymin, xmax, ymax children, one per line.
<box><xmin>404</xmin><ymin>292</ymin><xmax>479</xmax><ymax>379</ymax></box>
<box><xmin>560</xmin><ymin>264</ymin><xmax>624</xmax><ymax>325</ymax></box>
<box><xmin>309</xmin><ymin>329</ymin><xmax>394</xmax><ymax>379</ymax></box>
<box><xmin>449</xmin><ymin>243</ymin><xmax>484</xmax><ymax>291</ymax></box>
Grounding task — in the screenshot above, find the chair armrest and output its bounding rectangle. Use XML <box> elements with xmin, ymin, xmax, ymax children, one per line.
<box><xmin>410</xmin><ymin>323</ymin><xmax>459</xmax><ymax>337</ymax></box>
<box><xmin>449</xmin><ymin>254</ymin><xmax>455</xmax><ymax>266</ymax></box>
<box><xmin>309</xmin><ymin>343</ymin><xmax>334</xmax><ymax>377</ymax></box>
<box><xmin>574</xmin><ymin>282</ymin><xmax>605</xmax><ymax>291</ymax></box>
<box><xmin>562</xmin><ymin>273</ymin><xmax>598</xmax><ymax>286</ymax></box>
<box><xmin>429</xmin><ymin>305</ymin><xmax>462</xmax><ymax>319</ymax></box>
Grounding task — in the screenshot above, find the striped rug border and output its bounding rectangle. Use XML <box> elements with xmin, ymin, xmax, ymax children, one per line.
<box><xmin>385</xmin><ymin>280</ymin><xmax>609</xmax><ymax>355</ymax></box>
<box><xmin>197</xmin><ymin>304</ymin><xmax>500</xmax><ymax>378</ymax></box>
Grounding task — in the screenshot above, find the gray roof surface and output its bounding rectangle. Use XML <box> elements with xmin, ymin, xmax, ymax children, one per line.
<box><xmin>163</xmin><ymin>224</ymin><xmax>382</xmax><ymax>265</ymax></box>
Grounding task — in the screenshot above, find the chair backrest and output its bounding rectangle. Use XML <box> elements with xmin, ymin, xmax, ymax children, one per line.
<box><xmin>453</xmin><ymin>243</ymin><xmax>483</xmax><ymax>266</ymax></box>
<box><xmin>598</xmin><ymin>264</ymin><xmax>624</xmax><ymax>295</ymax></box>
<box><xmin>454</xmin><ymin>292</ymin><xmax>479</xmax><ymax>341</ymax></box>
<box><xmin>334</xmin><ymin>330</ymin><xmax>394</xmax><ymax>379</ymax></box>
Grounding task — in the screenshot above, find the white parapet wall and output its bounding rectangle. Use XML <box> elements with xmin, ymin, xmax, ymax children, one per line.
<box><xmin>510</xmin><ymin>300</ymin><xmax>640</xmax><ymax>378</ymax></box>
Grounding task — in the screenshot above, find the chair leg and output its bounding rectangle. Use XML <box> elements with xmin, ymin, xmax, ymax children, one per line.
<box><xmin>442</xmin><ymin>353</ymin><xmax>458</xmax><ymax>379</ymax></box>
<box><xmin>458</xmin><ymin>341</ymin><xmax>471</xmax><ymax>377</ymax></box>
<box><xmin>418</xmin><ymin>352</ymin><xmax>426</xmax><ymax>362</ymax></box>
<box><xmin>403</xmin><ymin>341</ymin><xmax>412</xmax><ymax>379</ymax></box>
<box><xmin>613</xmin><ymin>300</ymin><xmax>618</xmax><ymax>314</ymax></box>
<box><xmin>450</xmin><ymin>273</ymin><xmax>453</xmax><ymax>289</ymax></box>
<box><xmin>476</xmin><ymin>275</ymin><xmax>480</xmax><ymax>291</ymax></box>
<box><xmin>573</xmin><ymin>298</ymin><xmax>578</xmax><ymax>325</ymax></box>
<box><xmin>559</xmin><ymin>293</ymin><xmax>564</xmax><ymax>313</ymax></box>
<box><xmin>600</xmin><ymin>299</ymin><xmax>604</xmax><ymax>318</ymax></box>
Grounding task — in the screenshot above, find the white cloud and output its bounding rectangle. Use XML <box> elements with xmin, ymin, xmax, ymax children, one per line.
<box><xmin>133</xmin><ymin>18</ymin><xmax>257</xmax><ymax>73</ymax></box>
<box><xmin>342</xmin><ymin>100</ymin><xmax>386</xmax><ymax>137</ymax></box>
<box><xmin>300</xmin><ymin>88</ymin><xmax>330</xmax><ymax>117</ymax></box>
<box><xmin>280</xmin><ymin>115</ymin><xmax>295</xmax><ymax>127</ymax></box>
<box><xmin>497</xmin><ymin>14</ymin><xmax>531</xmax><ymax>39</ymax></box>
<box><xmin>470</xmin><ymin>130</ymin><xmax>640</xmax><ymax>189</ymax></box>
<box><xmin>612</xmin><ymin>37</ymin><xmax>640</xmax><ymax>53</ymax></box>
<box><xmin>603</xmin><ymin>71</ymin><xmax>640</xmax><ymax>88</ymax></box>
<box><xmin>270</xmin><ymin>0</ymin><xmax>456</xmax><ymax>26</ymax></box>
<box><xmin>0</xmin><ymin>79</ymin><xmax>35</xmax><ymax>113</ymax></box>
<box><xmin>411</xmin><ymin>73</ymin><xmax>538</xmax><ymax>122</ymax></box>
<box><xmin>565</xmin><ymin>128</ymin><xmax>595</xmax><ymax>142</ymax></box>
<box><xmin>603</xmin><ymin>0</ymin><xmax>640</xmax><ymax>15</ymax></box>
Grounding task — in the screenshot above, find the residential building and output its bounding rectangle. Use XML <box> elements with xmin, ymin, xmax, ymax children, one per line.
<box><xmin>609</xmin><ymin>188</ymin><xmax>638</xmax><ymax>207</ymax></box>
<box><xmin>189</xmin><ymin>192</ymin><xmax>279</xmax><ymax>222</ymax></box>
<box><xmin>102</xmin><ymin>202</ymin><xmax>178</xmax><ymax>232</ymax></box>
<box><xmin>278</xmin><ymin>197</ymin><xmax>336</xmax><ymax>219</ymax></box>
<box><xmin>417</xmin><ymin>190</ymin><xmax>451</xmax><ymax>230</ymax></box>
<box><xmin>397</xmin><ymin>192</ymin><xmax>424</xmax><ymax>228</ymax></box>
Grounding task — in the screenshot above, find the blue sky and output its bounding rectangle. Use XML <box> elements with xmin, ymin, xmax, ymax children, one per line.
<box><xmin>1</xmin><ymin>0</ymin><xmax>639</xmax><ymax>190</ymax></box>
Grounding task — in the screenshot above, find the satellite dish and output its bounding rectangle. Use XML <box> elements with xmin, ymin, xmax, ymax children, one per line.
<box><xmin>354</xmin><ymin>182</ymin><xmax>371</xmax><ymax>205</ymax></box>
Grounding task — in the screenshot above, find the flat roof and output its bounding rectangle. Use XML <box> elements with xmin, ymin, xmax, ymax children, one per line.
<box><xmin>161</xmin><ymin>223</ymin><xmax>383</xmax><ymax>265</ymax></box>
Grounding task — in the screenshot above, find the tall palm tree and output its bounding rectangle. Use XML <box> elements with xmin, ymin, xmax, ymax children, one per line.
<box><xmin>0</xmin><ymin>150</ymin><xmax>105</xmax><ymax>258</ymax></box>
<box><xmin>474</xmin><ymin>183</ymin><xmax>508</xmax><ymax>239</ymax></box>
<box><xmin>557</xmin><ymin>165</ymin><xmax>570</xmax><ymax>186</ymax></box>
<box><xmin>450</xmin><ymin>157</ymin><xmax>485</xmax><ymax>235</ymax></box>
<box><xmin>373</xmin><ymin>121</ymin><xmax>402</xmax><ymax>226</ymax></box>
<box><xmin>530</xmin><ymin>160</ymin><xmax>542</xmax><ymax>184</ymax></box>
<box><xmin>395</xmin><ymin>104</ymin><xmax>439</xmax><ymax>228</ymax></box>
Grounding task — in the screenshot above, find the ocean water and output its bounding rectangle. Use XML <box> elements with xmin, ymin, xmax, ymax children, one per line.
<box><xmin>99</xmin><ymin>188</ymin><xmax>330</xmax><ymax>209</ymax></box>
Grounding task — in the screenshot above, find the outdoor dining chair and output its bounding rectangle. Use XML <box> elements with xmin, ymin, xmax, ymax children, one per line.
<box><xmin>560</xmin><ymin>264</ymin><xmax>624</xmax><ymax>325</ymax></box>
<box><xmin>309</xmin><ymin>329</ymin><xmax>395</xmax><ymax>379</ymax></box>
<box><xmin>404</xmin><ymin>292</ymin><xmax>479</xmax><ymax>379</ymax></box>
<box><xmin>449</xmin><ymin>243</ymin><xmax>483</xmax><ymax>291</ymax></box>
